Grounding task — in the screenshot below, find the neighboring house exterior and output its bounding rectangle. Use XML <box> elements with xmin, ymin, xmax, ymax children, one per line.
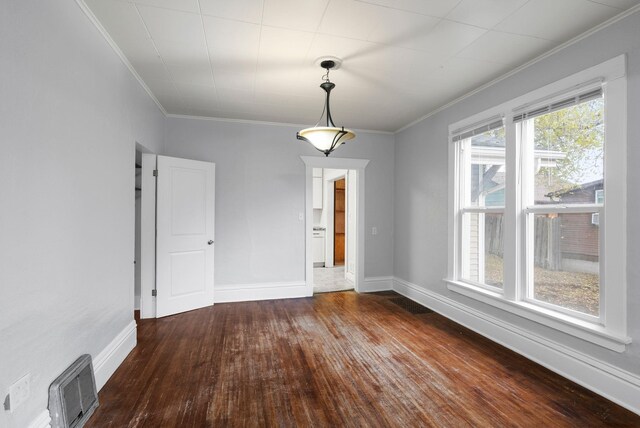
<box><xmin>552</xmin><ymin>180</ymin><xmax>603</xmax><ymax>271</ymax></box>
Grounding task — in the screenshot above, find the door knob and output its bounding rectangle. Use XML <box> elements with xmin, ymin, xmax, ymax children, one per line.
<box><xmin>208</xmin><ymin>240</ymin><xmax>214</xmax><ymax>245</ymax></box>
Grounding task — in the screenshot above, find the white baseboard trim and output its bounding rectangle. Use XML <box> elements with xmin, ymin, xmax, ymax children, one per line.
<box><xmin>215</xmin><ymin>281</ymin><xmax>308</xmax><ymax>303</ymax></box>
<box><xmin>392</xmin><ymin>277</ymin><xmax>640</xmax><ymax>416</ymax></box>
<box><xmin>361</xmin><ymin>276</ymin><xmax>394</xmax><ymax>292</ymax></box>
<box><xmin>27</xmin><ymin>410</ymin><xmax>51</xmax><ymax>428</ymax></box>
<box><xmin>93</xmin><ymin>320</ymin><xmax>137</xmax><ymax>391</ymax></box>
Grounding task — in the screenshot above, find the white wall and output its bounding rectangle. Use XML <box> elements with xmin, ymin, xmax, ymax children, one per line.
<box><xmin>394</xmin><ymin>10</ymin><xmax>640</xmax><ymax>376</ymax></box>
<box><xmin>0</xmin><ymin>1</ymin><xmax>164</xmax><ymax>427</ymax></box>
<box><xmin>164</xmin><ymin>117</ymin><xmax>395</xmax><ymax>288</ymax></box>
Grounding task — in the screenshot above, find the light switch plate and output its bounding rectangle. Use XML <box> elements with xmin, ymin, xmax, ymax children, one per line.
<box><xmin>7</xmin><ymin>373</ymin><xmax>30</xmax><ymax>412</ymax></box>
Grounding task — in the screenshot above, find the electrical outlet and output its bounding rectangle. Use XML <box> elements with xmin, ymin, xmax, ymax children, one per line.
<box><xmin>7</xmin><ymin>374</ymin><xmax>30</xmax><ymax>412</ymax></box>
<box><xmin>372</xmin><ymin>227</ymin><xmax>378</xmax><ymax>235</ymax></box>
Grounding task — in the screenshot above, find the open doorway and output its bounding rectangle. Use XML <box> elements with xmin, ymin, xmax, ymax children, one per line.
<box><xmin>135</xmin><ymin>146</ymin><xmax>160</xmax><ymax>319</ymax></box>
<box><xmin>311</xmin><ymin>168</ymin><xmax>358</xmax><ymax>293</ymax></box>
<box><xmin>303</xmin><ymin>156</ymin><xmax>369</xmax><ymax>296</ymax></box>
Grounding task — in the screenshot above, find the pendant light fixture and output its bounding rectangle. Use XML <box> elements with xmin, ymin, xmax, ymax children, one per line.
<box><xmin>297</xmin><ymin>58</ymin><xmax>355</xmax><ymax>156</ymax></box>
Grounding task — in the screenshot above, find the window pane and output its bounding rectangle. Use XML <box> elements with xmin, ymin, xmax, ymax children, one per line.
<box><xmin>466</xmin><ymin>128</ymin><xmax>506</xmax><ymax>207</ymax></box>
<box><xmin>530</xmin><ymin>213</ymin><xmax>599</xmax><ymax>316</ymax></box>
<box><xmin>462</xmin><ymin>212</ymin><xmax>504</xmax><ymax>288</ymax></box>
<box><xmin>531</xmin><ymin>97</ymin><xmax>604</xmax><ymax>205</ymax></box>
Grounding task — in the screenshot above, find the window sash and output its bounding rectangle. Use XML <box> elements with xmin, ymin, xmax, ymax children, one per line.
<box><xmin>458</xmin><ymin>277</ymin><xmax>504</xmax><ymax>294</ymax></box>
<box><xmin>522</xmin><ymin>210</ymin><xmax>603</xmax><ymax>323</ymax></box>
<box><xmin>461</xmin><ymin>207</ymin><xmax>505</xmax><ymax>214</ymax></box>
<box><xmin>524</xmin><ymin>205</ymin><xmax>602</xmax><ymax>214</ymax></box>
<box><xmin>456</xmin><ymin>131</ymin><xmax>507</xmax><ymax>291</ymax></box>
<box><xmin>519</xmin><ymin>101</ymin><xmax>605</xmax><ymax>321</ymax></box>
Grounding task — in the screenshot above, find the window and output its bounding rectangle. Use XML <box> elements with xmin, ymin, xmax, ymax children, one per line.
<box><xmin>520</xmin><ymin>92</ymin><xmax>604</xmax><ymax>319</ymax></box>
<box><xmin>447</xmin><ymin>56</ymin><xmax>629</xmax><ymax>352</ymax></box>
<box><xmin>455</xmin><ymin>119</ymin><xmax>505</xmax><ymax>289</ymax></box>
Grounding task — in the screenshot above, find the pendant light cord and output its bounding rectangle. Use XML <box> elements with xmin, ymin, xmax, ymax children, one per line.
<box><xmin>322</xmin><ymin>67</ymin><xmax>331</xmax><ymax>83</ymax></box>
<box><xmin>313</xmin><ymin>66</ymin><xmax>332</xmax><ymax>127</ymax></box>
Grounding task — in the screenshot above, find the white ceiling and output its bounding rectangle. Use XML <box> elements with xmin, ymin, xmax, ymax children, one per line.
<box><xmin>85</xmin><ymin>0</ymin><xmax>639</xmax><ymax>132</ymax></box>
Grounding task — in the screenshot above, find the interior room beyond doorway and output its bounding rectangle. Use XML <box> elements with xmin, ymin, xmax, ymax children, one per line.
<box><xmin>312</xmin><ymin>168</ymin><xmax>356</xmax><ymax>293</ymax></box>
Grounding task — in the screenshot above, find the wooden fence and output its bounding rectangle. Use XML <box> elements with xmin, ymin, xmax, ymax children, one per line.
<box><xmin>485</xmin><ymin>214</ymin><xmax>504</xmax><ymax>257</ymax></box>
<box><xmin>485</xmin><ymin>214</ymin><xmax>561</xmax><ymax>271</ymax></box>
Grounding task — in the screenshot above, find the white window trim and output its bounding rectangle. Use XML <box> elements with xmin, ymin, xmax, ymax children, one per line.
<box><xmin>446</xmin><ymin>55</ymin><xmax>629</xmax><ymax>352</ymax></box>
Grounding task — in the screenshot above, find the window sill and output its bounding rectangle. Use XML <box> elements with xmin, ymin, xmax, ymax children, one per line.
<box><xmin>445</xmin><ymin>279</ymin><xmax>631</xmax><ymax>352</ymax></box>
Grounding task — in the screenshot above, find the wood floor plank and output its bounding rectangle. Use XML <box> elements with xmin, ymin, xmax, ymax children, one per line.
<box><xmin>87</xmin><ymin>292</ymin><xmax>640</xmax><ymax>427</ymax></box>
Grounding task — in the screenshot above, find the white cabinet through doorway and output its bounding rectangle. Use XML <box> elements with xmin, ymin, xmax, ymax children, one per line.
<box><xmin>313</xmin><ymin>229</ymin><xmax>325</xmax><ymax>266</ymax></box>
<box><xmin>312</xmin><ymin>168</ymin><xmax>323</xmax><ymax>209</ymax></box>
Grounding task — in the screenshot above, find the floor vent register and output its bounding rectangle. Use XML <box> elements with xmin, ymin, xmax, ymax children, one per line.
<box><xmin>48</xmin><ymin>354</ymin><xmax>99</xmax><ymax>428</ymax></box>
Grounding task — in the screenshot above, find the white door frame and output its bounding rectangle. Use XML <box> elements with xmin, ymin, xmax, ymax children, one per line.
<box><xmin>139</xmin><ymin>153</ymin><xmax>157</xmax><ymax>319</ymax></box>
<box><xmin>301</xmin><ymin>156</ymin><xmax>369</xmax><ymax>296</ymax></box>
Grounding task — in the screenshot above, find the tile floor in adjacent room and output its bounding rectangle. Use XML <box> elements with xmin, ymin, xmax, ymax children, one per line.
<box><xmin>313</xmin><ymin>266</ymin><xmax>353</xmax><ymax>293</ymax></box>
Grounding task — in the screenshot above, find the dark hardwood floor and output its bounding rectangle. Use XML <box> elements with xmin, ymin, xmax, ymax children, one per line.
<box><xmin>88</xmin><ymin>291</ymin><xmax>639</xmax><ymax>427</ymax></box>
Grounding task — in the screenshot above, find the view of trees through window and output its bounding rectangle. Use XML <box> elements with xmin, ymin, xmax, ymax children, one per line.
<box><xmin>534</xmin><ymin>97</ymin><xmax>604</xmax><ymax>202</ymax></box>
<box><xmin>528</xmin><ymin>97</ymin><xmax>604</xmax><ymax>316</ymax></box>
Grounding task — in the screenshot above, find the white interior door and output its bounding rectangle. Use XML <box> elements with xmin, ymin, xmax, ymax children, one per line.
<box><xmin>156</xmin><ymin>155</ymin><xmax>215</xmax><ymax>317</ymax></box>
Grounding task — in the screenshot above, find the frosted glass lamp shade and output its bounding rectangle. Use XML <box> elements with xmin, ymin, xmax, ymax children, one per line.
<box><xmin>297</xmin><ymin>126</ymin><xmax>355</xmax><ymax>155</ymax></box>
